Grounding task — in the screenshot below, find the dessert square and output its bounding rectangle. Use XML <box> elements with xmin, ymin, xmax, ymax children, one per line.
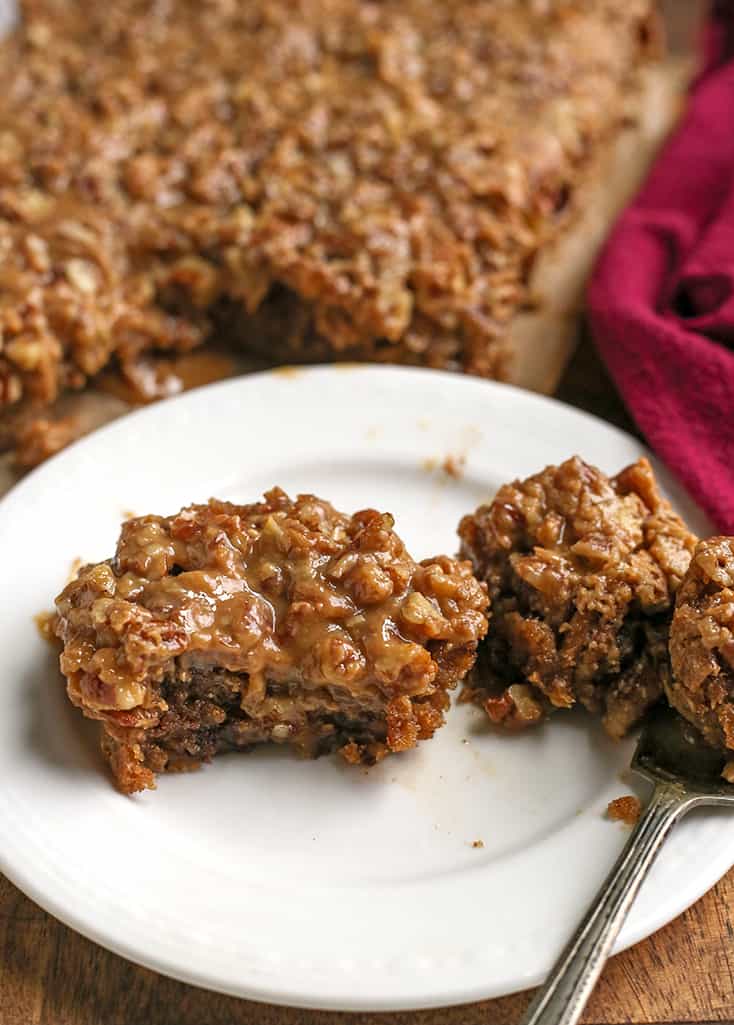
<box><xmin>458</xmin><ymin>456</ymin><xmax>696</xmax><ymax>738</ymax></box>
<box><xmin>54</xmin><ymin>488</ymin><xmax>488</xmax><ymax>792</ymax></box>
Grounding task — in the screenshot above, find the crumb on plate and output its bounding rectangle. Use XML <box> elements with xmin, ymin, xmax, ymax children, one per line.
<box><xmin>442</xmin><ymin>454</ymin><xmax>466</xmax><ymax>479</ymax></box>
<box><xmin>34</xmin><ymin>610</ymin><xmax>57</xmax><ymax>643</ymax></box>
<box><xmin>606</xmin><ymin>795</ymin><xmax>642</xmax><ymax>826</ymax></box>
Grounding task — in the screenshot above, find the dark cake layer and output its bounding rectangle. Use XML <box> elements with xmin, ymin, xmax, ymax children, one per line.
<box><xmin>100</xmin><ymin>667</ymin><xmax>450</xmax><ymax>793</ymax></box>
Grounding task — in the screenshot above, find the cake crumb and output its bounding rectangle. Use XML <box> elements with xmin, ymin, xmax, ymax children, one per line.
<box><xmin>422</xmin><ymin>456</ymin><xmax>438</xmax><ymax>472</ymax></box>
<box><xmin>471</xmin><ymin>839</ymin><xmax>484</xmax><ymax>849</ymax></box>
<box><xmin>34</xmin><ymin>610</ymin><xmax>57</xmax><ymax>643</ymax></box>
<box><xmin>272</xmin><ymin>365</ymin><xmax>303</xmax><ymax>379</ymax></box>
<box><xmin>122</xmin><ymin>509</ymin><xmax>137</xmax><ymax>520</ymax></box>
<box><xmin>442</xmin><ymin>454</ymin><xmax>466</xmax><ymax>479</ymax></box>
<box><xmin>722</xmin><ymin>760</ymin><xmax>734</xmax><ymax>784</ymax></box>
<box><xmin>606</xmin><ymin>795</ymin><xmax>641</xmax><ymax>826</ymax></box>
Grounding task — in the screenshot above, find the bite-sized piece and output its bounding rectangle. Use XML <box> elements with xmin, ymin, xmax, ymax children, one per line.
<box><xmin>458</xmin><ymin>456</ymin><xmax>696</xmax><ymax>738</ymax></box>
<box><xmin>668</xmin><ymin>537</ymin><xmax>734</xmax><ymax>753</ymax></box>
<box><xmin>55</xmin><ymin>488</ymin><xmax>488</xmax><ymax>793</ymax></box>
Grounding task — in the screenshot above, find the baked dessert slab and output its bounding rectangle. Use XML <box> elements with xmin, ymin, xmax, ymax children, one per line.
<box><xmin>458</xmin><ymin>456</ymin><xmax>697</xmax><ymax>739</ymax></box>
<box><xmin>0</xmin><ymin>60</ymin><xmax>686</xmax><ymax>483</ymax></box>
<box><xmin>0</xmin><ymin>0</ymin><xmax>663</xmax><ymax>454</ymax></box>
<box><xmin>669</xmin><ymin>537</ymin><xmax>734</xmax><ymax>759</ymax></box>
<box><xmin>54</xmin><ymin>489</ymin><xmax>488</xmax><ymax>793</ymax></box>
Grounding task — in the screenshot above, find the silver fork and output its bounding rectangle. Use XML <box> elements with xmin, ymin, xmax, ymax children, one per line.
<box><xmin>521</xmin><ymin>704</ymin><xmax>734</xmax><ymax>1025</ymax></box>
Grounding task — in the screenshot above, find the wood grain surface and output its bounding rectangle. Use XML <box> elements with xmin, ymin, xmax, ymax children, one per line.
<box><xmin>2</xmin><ymin>337</ymin><xmax>733</xmax><ymax>1025</ymax></box>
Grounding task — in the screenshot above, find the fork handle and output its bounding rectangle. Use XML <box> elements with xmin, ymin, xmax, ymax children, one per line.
<box><xmin>520</xmin><ymin>781</ymin><xmax>693</xmax><ymax>1025</ymax></box>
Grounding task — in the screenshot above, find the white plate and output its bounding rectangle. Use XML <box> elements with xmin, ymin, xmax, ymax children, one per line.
<box><xmin>0</xmin><ymin>365</ymin><xmax>726</xmax><ymax>1011</ymax></box>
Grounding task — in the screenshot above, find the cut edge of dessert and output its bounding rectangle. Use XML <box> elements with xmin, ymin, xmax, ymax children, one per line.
<box><xmin>53</xmin><ymin>487</ymin><xmax>489</xmax><ymax>793</ymax></box>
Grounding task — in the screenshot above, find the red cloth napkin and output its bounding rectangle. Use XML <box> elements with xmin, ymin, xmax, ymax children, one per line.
<box><xmin>588</xmin><ymin>4</ymin><xmax>734</xmax><ymax>532</ymax></box>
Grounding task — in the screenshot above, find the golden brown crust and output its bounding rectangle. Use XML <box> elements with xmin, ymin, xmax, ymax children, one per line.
<box><xmin>0</xmin><ymin>0</ymin><xmax>657</xmax><ymax>442</ymax></box>
<box><xmin>459</xmin><ymin>457</ymin><xmax>696</xmax><ymax>738</ymax></box>
<box><xmin>669</xmin><ymin>537</ymin><xmax>734</xmax><ymax>751</ymax></box>
<box><xmin>55</xmin><ymin>488</ymin><xmax>488</xmax><ymax>791</ymax></box>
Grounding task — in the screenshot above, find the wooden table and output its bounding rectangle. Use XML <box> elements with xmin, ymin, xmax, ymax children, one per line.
<box><xmin>2</xmin><ymin>336</ymin><xmax>733</xmax><ymax>1025</ymax></box>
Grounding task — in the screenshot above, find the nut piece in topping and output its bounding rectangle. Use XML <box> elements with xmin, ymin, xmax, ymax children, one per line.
<box><xmin>458</xmin><ymin>456</ymin><xmax>696</xmax><ymax>738</ymax></box>
<box><xmin>54</xmin><ymin>487</ymin><xmax>488</xmax><ymax>793</ymax></box>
